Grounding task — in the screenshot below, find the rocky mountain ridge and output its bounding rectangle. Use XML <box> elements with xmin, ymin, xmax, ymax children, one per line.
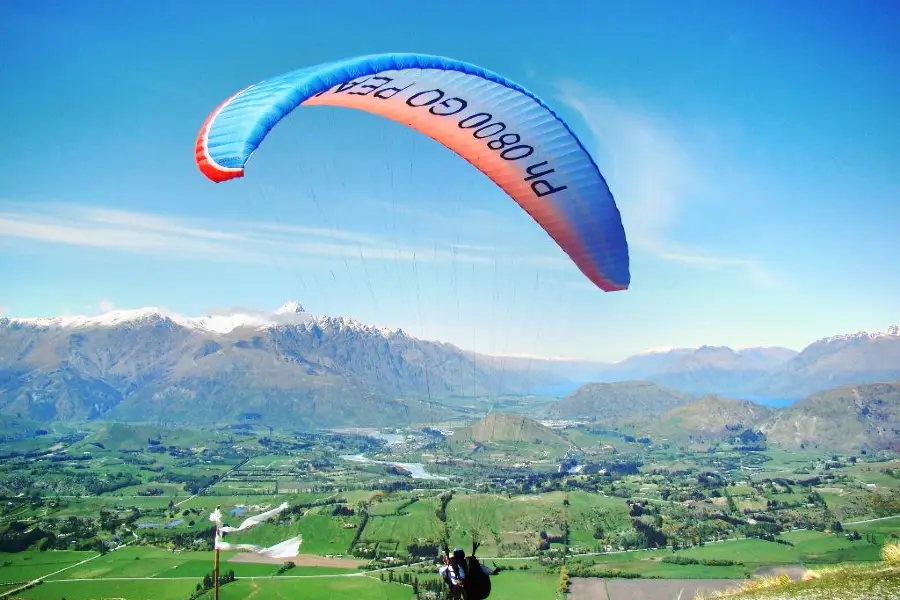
<box><xmin>0</xmin><ymin>302</ymin><xmax>555</xmax><ymax>428</ymax></box>
<box><xmin>1</xmin><ymin>302</ymin><xmax>897</xmax><ymax>435</ymax></box>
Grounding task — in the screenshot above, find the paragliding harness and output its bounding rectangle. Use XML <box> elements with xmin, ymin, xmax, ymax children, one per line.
<box><xmin>441</xmin><ymin>540</ymin><xmax>491</xmax><ymax>600</ymax></box>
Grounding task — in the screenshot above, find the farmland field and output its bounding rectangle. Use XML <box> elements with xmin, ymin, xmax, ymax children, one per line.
<box><xmin>1</xmin><ymin>420</ymin><xmax>898</xmax><ymax>599</ymax></box>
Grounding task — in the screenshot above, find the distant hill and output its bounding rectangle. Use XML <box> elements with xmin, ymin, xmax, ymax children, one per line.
<box><xmin>760</xmin><ymin>381</ymin><xmax>900</xmax><ymax>452</ymax></box>
<box><xmin>638</xmin><ymin>381</ymin><xmax>900</xmax><ymax>451</ymax></box>
<box><xmin>510</xmin><ymin>379</ymin><xmax>900</xmax><ymax>452</ymax></box>
<box><xmin>0</xmin><ymin>415</ymin><xmax>48</xmax><ymax>443</ymax></box>
<box><xmin>547</xmin><ymin>381</ymin><xmax>695</xmax><ymax>423</ymax></box>
<box><xmin>79</xmin><ymin>422</ymin><xmax>214</xmax><ymax>453</ymax></box>
<box><xmin>457</xmin><ymin>412</ymin><xmax>568</xmax><ymax>445</ymax></box>
<box><xmin>645</xmin><ymin>396</ymin><xmax>775</xmax><ymax>441</ymax></box>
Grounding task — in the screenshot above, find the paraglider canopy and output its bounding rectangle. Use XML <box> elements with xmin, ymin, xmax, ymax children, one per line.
<box><xmin>194</xmin><ymin>52</ymin><xmax>630</xmax><ymax>292</ymax></box>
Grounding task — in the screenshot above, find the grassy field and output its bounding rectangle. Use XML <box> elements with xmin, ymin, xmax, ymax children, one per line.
<box><xmin>402</xmin><ymin>563</ymin><xmax>559</xmax><ymax>600</ymax></box>
<box><xmin>673</xmin><ymin>532</ymin><xmax>883</xmax><ymax>565</ymax></box>
<box><xmin>484</xmin><ymin>568</ymin><xmax>559</xmax><ymax>600</ymax></box>
<box><xmin>5</xmin><ymin>548</ymin><xmax>388</xmax><ymax>600</ymax></box>
<box><xmin>363</xmin><ymin>496</ymin><xmax>443</xmax><ymax>553</ymax></box>
<box><xmin>41</xmin><ymin>547</ymin><xmax>274</xmax><ymax>579</ymax></box>
<box><xmin>0</xmin><ymin>550</ymin><xmax>96</xmax><ymax>584</ymax></box>
<box><xmin>4</xmin><ymin>419</ymin><xmax>900</xmax><ymax>600</ymax></box>
<box><xmin>17</xmin><ymin>578</ymin><xmax>198</xmax><ymax>600</ymax></box>
<box><xmin>227</xmin><ymin>514</ymin><xmax>360</xmax><ymax>556</ymax></box>
<box><xmin>443</xmin><ymin>490</ymin><xmax>629</xmax><ymax>556</ymax></box>
<box><xmin>564</xmin><ymin>531</ymin><xmax>888</xmax><ymax>581</ymax></box>
<box><xmin>846</xmin><ymin>515</ymin><xmax>900</xmax><ymax>537</ymax></box>
<box><xmin>568</xmin><ymin>549</ymin><xmax>748</xmax><ymax>579</ymax></box>
<box><xmin>218</xmin><ymin>577</ymin><xmax>412</xmax><ymax>600</ymax></box>
<box><xmin>10</xmin><ymin>566</ymin><xmax>561</xmax><ymax>600</ymax></box>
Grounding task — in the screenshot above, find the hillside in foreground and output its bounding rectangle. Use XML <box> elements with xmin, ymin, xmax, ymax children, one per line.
<box><xmin>697</xmin><ymin>541</ymin><xmax>900</xmax><ymax>599</ymax></box>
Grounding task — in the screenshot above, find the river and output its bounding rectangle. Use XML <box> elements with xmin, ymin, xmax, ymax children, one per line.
<box><xmin>340</xmin><ymin>453</ymin><xmax>448</xmax><ymax>480</ymax></box>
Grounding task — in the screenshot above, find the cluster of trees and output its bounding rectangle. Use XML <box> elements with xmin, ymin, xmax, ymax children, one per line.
<box><xmin>881</xmin><ymin>467</ymin><xmax>900</xmax><ymax>480</ymax></box>
<box><xmin>631</xmin><ymin>518</ymin><xmax>667</xmax><ymax>548</ymax></box>
<box><xmin>565</xmin><ymin>562</ymin><xmax>642</xmax><ymax>578</ymax></box>
<box><xmin>407</xmin><ymin>542</ymin><xmax>441</xmax><ymax>558</ymax></box>
<box><xmin>662</xmin><ymin>556</ymin><xmax>742</xmax><ymax>566</ymax></box>
<box><xmin>843</xmin><ymin>530</ymin><xmax>880</xmax><ymax>544</ymax></box>
<box><xmin>867</xmin><ymin>489</ymin><xmax>900</xmax><ymax>517</ymax></box>
<box><xmin>379</xmin><ymin>570</ymin><xmax>454</xmax><ymax>599</ymax></box>
<box><xmin>186</xmin><ymin>569</ymin><xmax>236</xmax><ymax>599</ymax></box>
<box><xmin>276</xmin><ymin>561</ymin><xmax>296</xmax><ymax>574</ymax></box>
<box><xmin>0</xmin><ymin>463</ymin><xmax>142</xmax><ymax>497</ymax></box>
<box><xmin>434</xmin><ymin>491</ymin><xmax>452</xmax><ymax>523</ymax></box>
<box><xmin>347</xmin><ymin>507</ymin><xmax>369</xmax><ymax>555</ymax></box>
<box><xmin>150</xmin><ymin>472</ymin><xmax>219</xmax><ymax>495</ymax></box>
<box><xmin>140</xmin><ymin>525</ymin><xmax>216</xmax><ymax>551</ymax></box>
<box><xmin>558</xmin><ymin>564</ymin><xmax>570</xmax><ymax>593</ymax></box>
<box><xmin>331</xmin><ymin>504</ymin><xmax>355</xmax><ymax>516</ymax></box>
<box><xmin>0</xmin><ymin>521</ymin><xmax>54</xmax><ymax>553</ymax></box>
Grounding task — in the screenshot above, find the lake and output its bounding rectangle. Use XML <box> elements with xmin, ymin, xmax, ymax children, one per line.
<box><xmin>732</xmin><ymin>395</ymin><xmax>799</xmax><ymax>408</ymax></box>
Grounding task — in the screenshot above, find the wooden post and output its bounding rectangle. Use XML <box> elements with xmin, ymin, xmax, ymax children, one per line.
<box><xmin>214</xmin><ymin>546</ymin><xmax>220</xmax><ymax>600</ymax></box>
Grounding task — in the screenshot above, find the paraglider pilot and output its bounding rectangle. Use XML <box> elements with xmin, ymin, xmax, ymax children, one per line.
<box><xmin>440</xmin><ymin>547</ymin><xmax>468</xmax><ymax>599</ymax></box>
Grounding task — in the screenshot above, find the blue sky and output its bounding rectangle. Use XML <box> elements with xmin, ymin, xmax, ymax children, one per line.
<box><xmin>0</xmin><ymin>0</ymin><xmax>897</xmax><ymax>362</ymax></box>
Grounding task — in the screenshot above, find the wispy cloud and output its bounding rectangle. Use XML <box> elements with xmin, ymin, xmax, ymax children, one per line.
<box><xmin>360</xmin><ymin>199</ymin><xmax>575</xmax><ymax>270</ymax></box>
<box><xmin>555</xmin><ymin>81</ymin><xmax>778</xmax><ymax>287</ymax></box>
<box><xmin>0</xmin><ymin>200</ymin><xmax>569</xmax><ymax>272</ymax></box>
<box><xmin>656</xmin><ymin>251</ymin><xmax>778</xmax><ymax>287</ymax></box>
<box><xmin>98</xmin><ymin>299</ymin><xmax>115</xmax><ymax>313</ymax></box>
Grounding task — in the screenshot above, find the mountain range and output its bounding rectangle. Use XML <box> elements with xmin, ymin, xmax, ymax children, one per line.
<box><xmin>533</xmin><ymin>325</ymin><xmax>900</xmax><ymax>399</ymax></box>
<box><xmin>0</xmin><ymin>302</ymin><xmax>555</xmax><ymax>428</ymax></box>
<box><xmin>0</xmin><ymin>302</ymin><xmax>897</xmax><ymax>431</ymax></box>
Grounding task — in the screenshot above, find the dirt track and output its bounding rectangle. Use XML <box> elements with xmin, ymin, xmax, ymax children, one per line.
<box><xmin>570</xmin><ymin>578</ymin><xmax>744</xmax><ymax>600</ymax></box>
<box><xmin>569</xmin><ymin>578</ymin><xmax>609</xmax><ymax>599</ymax></box>
<box><xmin>228</xmin><ymin>553</ymin><xmax>367</xmax><ymax>568</ymax></box>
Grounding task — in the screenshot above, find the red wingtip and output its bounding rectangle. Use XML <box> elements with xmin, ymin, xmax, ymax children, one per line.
<box><xmin>193</xmin><ymin>89</ymin><xmax>249</xmax><ymax>183</ymax></box>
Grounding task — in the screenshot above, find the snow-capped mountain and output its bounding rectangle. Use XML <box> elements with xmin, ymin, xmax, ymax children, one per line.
<box><xmin>757</xmin><ymin>324</ymin><xmax>900</xmax><ymax>397</ymax></box>
<box><xmin>9</xmin><ymin>301</ymin><xmax>401</xmax><ymax>338</ymax></box>
<box><xmin>588</xmin><ymin>326</ymin><xmax>899</xmax><ymax>398</ymax></box>
<box><xmin>539</xmin><ymin>326</ymin><xmax>897</xmax><ymax>398</ymax></box>
<box><xmin>818</xmin><ymin>325</ymin><xmax>900</xmax><ymax>344</ymax></box>
<box><xmin>0</xmin><ymin>302</ymin><xmax>554</xmax><ymax>427</ymax></box>
<box><xmin>0</xmin><ymin>302</ymin><xmax>897</xmax><ymax>426</ymax></box>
